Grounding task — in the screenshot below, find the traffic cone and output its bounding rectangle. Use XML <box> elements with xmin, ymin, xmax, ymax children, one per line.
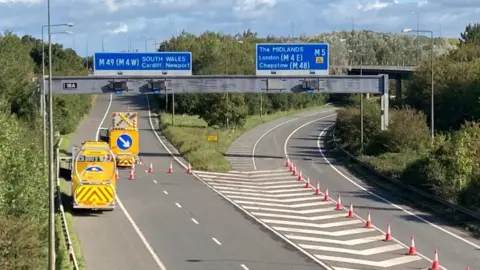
<box><xmin>186</xmin><ymin>163</ymin><xmax>192</xmax><ymax>174</ymax></box>
<box><xmin>315</xmin><ymin>182</ymin><xmax>320</xmax><ymax>195</ymax></box>
<box><xmin>335</xmin><ymin>195</ymin><xmax>342</xmax><ymax>210</ymax></box>
<box><xmin>129</xmin><ymin>167</ymin><xmax>135</xmax><ymax>180</ymax></box>
<box><xmin>347</xmin><ymin>203</ymin><xmax>354</xmax><ymax>217</ymax></box>
<box><xmin>385</xmin><ymin>223</ymin><xmax>392</xmax><ymax>241</ymax></box>
<box><xmin>148</xmin><ymin>162</ymin><xmax>154</xmax><ymax>173</ymax></box>
<box><xmin>297</xmin><ymin>170</ymin><xmax>303</xmax><ymax>181</ymax></box>
<box><xmin>289</xmin><ymin>162</ymin><xmax>294</xmax><ymax>172</ymax></box>
<box><xmin>292</xmin><ymin>165</ymin><xmax>296</xmax><ymax>175</ymax></box>
<box><xmin>407</xmin><ymin>235</ymin><xmax>416</xmax><ymax>255</ymax></box>
<box><xmin>168</xmin><ymin>162</ymin><xmax>173</xmax><ymax>173</ymax></box>
<box><xmin>115</xmin><ymin>168</ymin><xmax>119</xmax><ymax>180</ymax></box>
<box><xmin>430</xmin><ymin>249</ymin><xmax>439</xmax><ymax>270</ymax></box>
<box><xmin>285</xmin><ymin>158</ymin><xmax>290</xmax><ymax>167</ymax></box>
<box><xmin>365</xmin><ymin>210</ymin><xmax>373</xmax><ymax>228</ymax></box>
<box><xmin>305</xmin><ymin>176</ymin><xmax>311</xmax><ymax>188</ymax></box>
<box><xmin>323</xmin><ymin>189</ymin><xmax>329</xmax><ymax>201</ymax></box>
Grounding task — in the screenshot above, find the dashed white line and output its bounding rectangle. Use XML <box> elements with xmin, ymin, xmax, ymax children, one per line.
<box><xmin>240</xmin><ymin>264</ymin><xmax>249</xmax><ymax>270</ymax></box>
<box><xmin>212</xmin><ymin>237</ymin><xmax>222</xmax><ymax>245</ymax></box>
<box><xmin>175</xmin><ymin>202</ymin><xmax>182</xmax><ymax>208</ymax></box>
<box><xmin>191</xmin><ymin>218</ymin><xmax>199</xmax><ymax>224</ymax></box>
<box><xmin>163</xmin><ymin>190</ymin><xmax>168</xmax><ymax>195</ymax></box>
<box><xmin>153</xmin><ymin>180</ymin><xmax>157</xmax><ymax>184</ymax></box>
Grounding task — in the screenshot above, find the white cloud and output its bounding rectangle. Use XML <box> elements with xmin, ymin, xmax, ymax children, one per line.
<box><xmin>0</xmin><ymin>0</ymin><xmax>477</xmax><ymax>55</ymax></box>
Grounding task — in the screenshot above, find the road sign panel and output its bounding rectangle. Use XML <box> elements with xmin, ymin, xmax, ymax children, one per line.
<box><xmin>94</xmin><ymin>52</ymin><xmax>192</xmax><ymax>76</ymax></box>
<box><xmin>112</xmin><ymin>112</ymin><xmax>137</xmax><ymax>130</ymax></box>
<box><xmin>116</xmin><ymin>134</ymin><xmax>132</xmax><ymax>151</ymax></box>
<box><xmin>256</xmin><ymin>43</ymin><xmax>329</xmax><ymax>76</ymax></box>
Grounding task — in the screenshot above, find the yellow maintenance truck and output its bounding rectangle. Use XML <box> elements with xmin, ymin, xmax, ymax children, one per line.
<box><xmin>71</xmin><ymin>141</ymin><xmax>117</xmax><ymax>210</ymax></box>
<box><xmin>108</xmin><ymin>112</ymin><xmax>140</xmax><ymax>167</ymax></box>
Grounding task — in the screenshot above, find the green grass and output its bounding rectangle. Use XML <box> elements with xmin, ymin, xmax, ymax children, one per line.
<box><xmin>159</xmin><ymin>105</ymin><xmax>331</xmax><ymax>171</ymax></box>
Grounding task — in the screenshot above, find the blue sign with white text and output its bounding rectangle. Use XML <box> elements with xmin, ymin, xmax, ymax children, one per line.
<box><xmin>116</xmin><ymin>134</ymin><xmax>132</xmax><ymax>151</ymax></box>
<box><xmin>94</xmin><ymin>52</ymin><xmax>192</xmax><ymax>76</ymax></box>
<box><xmin>255</xmin><ymin>43</ymin><xmax>329</xmax><ymax>75</ymax></box>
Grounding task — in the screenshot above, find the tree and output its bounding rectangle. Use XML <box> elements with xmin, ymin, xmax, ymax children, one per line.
<box><xmin>459</xmin><ymin>23</ymin><xmax>480</xmax><ymax>46</ymax></box>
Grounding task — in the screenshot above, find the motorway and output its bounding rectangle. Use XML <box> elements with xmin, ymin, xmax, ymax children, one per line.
<box><xmin>214</xmin><ymin>109</ymin><xmax>480</xmax><ymax>269</ymax></box>
<box><xmin>65</xmin><ymin>94</ymin><xmax>330</xmax><ymax>270</ymax></box>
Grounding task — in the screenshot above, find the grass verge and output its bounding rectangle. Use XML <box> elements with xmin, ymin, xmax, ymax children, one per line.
<box><xmin>159</xmin><ymin>105</ymin><xmax>332</xmax><ymax>171</ymax></box>
<box><xmin>54</xmin><ymin>94</ymin><xmax>98</xmax><ymax>269</ymax></box>
<box><xmin>324</xmin><ymin>128</ymin><xmax>480</xmax><ymax>239</ymax></box>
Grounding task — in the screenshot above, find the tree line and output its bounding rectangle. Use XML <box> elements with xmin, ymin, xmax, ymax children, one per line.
<box><xmin>152</xmin><ymin>29</ymin><xmax>455</xmax><ymax>127</ymax></box>
<box><xmin>0</xmin><ymin>31</ymin><xmax>93</xmax><ymax>268</ymax></box>
<box><xmin>335</xmin><ymin>23</ymin><xmax>480</xmax><ymax>221</ymax></box>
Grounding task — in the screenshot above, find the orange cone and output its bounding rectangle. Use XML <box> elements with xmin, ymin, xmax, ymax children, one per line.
<box><xmin>347</xmin><ymin>203</ymin><xmax>354</xmax><ymax>217</ymax></box>
<box><xmin>129</xmin><ymin>167</ymin><xmax>135</xmax><ymax>180</ymax></box>
<box><xmin>168</xmin><ymin>162</ymin><xmax>173</xmax><ymax>173</ymax></box>
<box><xmin>335</xmin><ymin>195</ymin><xmax>342</xmax><ymax>210</ymax></box>
<box><xmin>365</xmin><ymin>210</ymin><xmax>373</xmax><ymax>228</ymax></box>
<box><xmin>407</xmin><ymin>235</ymin><xmax>416</xmax><ymax>255</ymax></box>
<box><xmin>315</xmin><ymin>182</ymin><xmax>320</xmax><ymax>195</ymax></box>
<box><xmin>115</xmin><ymin>168</ymin><xmax>119</xmax><ymax>180</ymax></box>
<box><xmin>323</xmin><ymin>189</ymin><xmax>329</xmax><ymax>201</ymax></box>
<box><xmin>430</xmin><ymin>249</ymin><xmax>439</xmax><ymax>270</ymax></box>
<box><xmin>292</xmin><ymin>165</ymin><xmax>296</xmax><ymax>175</ymax></box>
<box><xmin>289</xmin><ymin>162</ymin><xmax>294</xmax><ymax>172</ymax></box>
<box><xmin>297</xmin><ymin>170</ymin><xmax>303</xmax><ymax>181</ymax></box>
<box><xmin>148</xmin><ymin>162</ymin><xmax>154</xmax><ymax>173</ymax></box>
<box><xmin>186</xmin><ymin>163</ymin><xmax>192</xmax><ymax>174</ymax></box>
<box><xmin>385</xmin><ymin>223</ymin><xmax>392</xmax><ymax>241</ymax></box>
<box><xmin>285</xmin><ymin>158</ymin><xmax>290</xmax><ymax>167</ymax></box>
<box><xmin>305</xmin><ymin>176</ymin><xmax>310</xmax><ymax>188</ymax></box>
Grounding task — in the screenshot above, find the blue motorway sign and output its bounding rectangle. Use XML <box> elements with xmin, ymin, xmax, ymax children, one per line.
<box><xmin>93</xmin><ymin>52</ymin><xmax>192</xmax><ymax>76</ymax></box>
<box><xmin>116</xmin><ymin>134</ymin><xmax>132</xmax><ymax>151</ymax></box>
<box><xmin>255</xmin><ymin>43</ymin><xmax>329</xmax><ymax>76</ymax></box>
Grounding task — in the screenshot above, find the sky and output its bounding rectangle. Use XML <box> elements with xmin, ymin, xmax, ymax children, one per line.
<box><xmin>0</xmin><ymin>0</ymin><xmax>478</xmax><ymax>56</ymax></box>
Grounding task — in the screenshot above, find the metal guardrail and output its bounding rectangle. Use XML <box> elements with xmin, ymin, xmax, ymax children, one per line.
<box><xmin>55</xmin><ymin>137</ymin><xmax>80</xmax><ymax>270</ymax></box>
<box><xmin>330</xmin><ymin>127</ymin><xmax>480</xmax><ymax>221</ymax></box>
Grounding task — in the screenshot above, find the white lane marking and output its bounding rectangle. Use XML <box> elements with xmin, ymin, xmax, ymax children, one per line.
<box><xmin>301</xmin><ymin>243</ymin><xmax>403</xmax><ymax>255</ymax></box>
<box><xmin>191</xmin><ymin>218</ymin><xmax>199</xmax><ymax>224</ymax></box>
<box><xmin>228</xmin><ymin>195</ymin><xmax>321</xmax><ymax>203</ymax></box>
<box><xmin>240</xmin><ymin>264</ymin><xmax>249</xmax><ymax>270</ymax></box>
<box><xmin>209</xmin><ymin>181</ymin><xmax>304</xmax><ymax>189</ymax></box>
<box><xmin>96</xmin><ymin>94</ymin><xmax>167</xmax><ymax>270</ymax></box>
<box><xmin>317</xmin><ymin>124</ymin><xmax>480</xmax><ymax>250</ymax></box>
<box><xmin>286</xmin><ymin>235</ymin><xmax>385</xmax><ymax>246</ymax></box>
<box><xmin>243</xmin><ymin>206</ymin><xmax>334</xmax><ymax>214</ymax></box>
<box><xmin>206</xmin><ymin>178</ymin><xmax>299</xmax><ymax>185</ymax></box>
<box><xmin>212</xmin><ymin>185</ymin><xmax>309</xmax><ymax>194</ymax></box>
<box><xmin>261</xmin><ymin>219</ymin><xmax>362</xmax><ymax>229</ymax></box>
<box><xmin>252</xmin><ymin>109</ymin><xmax>337</xmax><ymax>169</ymax></box>
<box><xmin>212</xmin><ymin>237</ymin><xmax>222</xmax><ymax>245</ymax></box>
<box><xmin>234</xmin><ymin>200</ymin><xmax>331</xmax><ymax>208</ymax></box>
<box><xmin>313</xmin><ymin>255</ymin><xmax>422</xmax><ymax>268</ymax></box>
<box><xmin>230</xmin><ymin>169</ymin><xmax>288</xmax><ymax>174</ymax></box>
<box><xmin>332</xmin><ymin>267</ymin><xmax>362</xmax><ymax>270</ymax></box>
<box><xmin>221</xmin><ymin>190</ymin><xmax>313</xmax><ymax>198</ymax></box>
<box><xmin>175</xmin><ymin>202</ymin><xmax>182</xmax><ymax>208</ymax></box>
<box><xmin>153</xmin><ymin>180</ymin><xmax>157</xmax><ymax>184</ymax></box>
<box><xmin>274</xmin><ymin>226</ymin><xmax>376</xmax><ymax>237</ymax></box>
<box><xmin>144</xmin><ymin>95</ymin><xmax>335</xmax><ymax>270</ymax></box>
<box><xmin>163</xmin><ymin>190</ymin><xmax>168</xmax><ymax>195</ymax></box>
<box><xmin>252</xmin><ymin>212</ymin><xmax>347</xmax><ymax>221</ymax></box>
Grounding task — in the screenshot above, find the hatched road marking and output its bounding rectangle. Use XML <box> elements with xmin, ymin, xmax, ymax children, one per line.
<box><xmin>194</xmin><ymin>169</ymin><xmax>428</xmax><ymax>270</ymax></box>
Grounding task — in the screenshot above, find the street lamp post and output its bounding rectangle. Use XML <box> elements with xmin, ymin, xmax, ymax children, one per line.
<box><xmin>402</xmin><ymin>28</ymin><xmax>434</xmax><ymax>141</ymax></box>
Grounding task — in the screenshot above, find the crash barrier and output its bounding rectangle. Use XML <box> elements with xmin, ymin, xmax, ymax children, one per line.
<box><xmin>55</xmin><ymin>137</ymin><xmax>80</xmax><ymax>269</ymax></box>
<box><xmin>330</xmin><ymin>127</ymin><xmax>480</xmax><ymax>221</ymax></box>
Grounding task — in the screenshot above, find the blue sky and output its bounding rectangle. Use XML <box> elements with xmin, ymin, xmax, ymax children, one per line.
<box><xmin>1</xmin><ymin>0</ymin><xmax>478</xmax><ymax>56</ymax></box>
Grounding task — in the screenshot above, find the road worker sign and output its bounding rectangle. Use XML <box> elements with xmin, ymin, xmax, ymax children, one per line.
<box><xmin>112</xmin><ymin>112</ymin><xmax>137</xmax><ymax>130</ymax></box>
<box><xmin>109</xmin><ymin>129</ymin><xmax>139</xmax><ymax>155</ymax></box>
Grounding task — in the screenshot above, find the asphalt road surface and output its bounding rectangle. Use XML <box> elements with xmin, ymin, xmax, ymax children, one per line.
<box><xmin>219</xmin><ymin>109</ymin><xmax>480</xmax><ymax>270</ymax></box>
<box><xmin>65</xmin><ymin>94</ymin><xmax>330</xmax><ymax>270</ymax></box>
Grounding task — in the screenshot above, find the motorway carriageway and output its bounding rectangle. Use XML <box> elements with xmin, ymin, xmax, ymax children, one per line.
<box><xmin>207</xmin><ymin>108</ymin><xmax>480</xmax><ymax>270</ymax></box>
<box><xmin>66</xmin><ymin>94</ymin><xmax>329</xmax><ymax>270</ymax></box>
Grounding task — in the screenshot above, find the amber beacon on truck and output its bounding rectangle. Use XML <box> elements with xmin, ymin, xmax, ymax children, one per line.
<box><xmin>98</xmin><ymin>112</ymin><xmax>140</xmax><ymax>167</ymax></box>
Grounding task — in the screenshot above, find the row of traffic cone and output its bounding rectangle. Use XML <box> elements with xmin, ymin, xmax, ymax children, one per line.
<box><xmin>285</xmin><ymin>158</ymin><xmax>458</xmax><ymax>270</ymax></box>
<box><xmin>114</xmin><ymin>161</ymin><xmax>194</xmax><ymax>180</ymax></box>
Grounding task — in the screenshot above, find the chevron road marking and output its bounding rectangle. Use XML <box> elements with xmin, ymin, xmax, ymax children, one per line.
<box><xmin>195</xmin><ymin>171</ymin><xmax>291</xmax><ymax>179</ymax></box>
<box><xmin>243</xmin><ymin>206</ymin><xmax>335</xmax><ymax>214</ymax></box>
<box><xmin>211</xmin><ymin>185</ymin><xmax>310</xmax><ymax>194</ymax></box>
<box><xmin>261</xmin><ymin>219</ymin><xmax>363</xmax><ymax>229</ymax></box>
<box><xmin>285</xmin><ymin>235</ymin><xmax>385</xmax><ymax>246</ymax></box>
<box><xmin>229</xmin><ymin>169</ymin><xmax>288</xmax><ymax>174</ymax></box>
<box><xmin>251</xmin><ymin>212</ymin><xmax>347</xmax><ymax>221</ymax></box>
<box><xmin>300</xmin><ymin>243</ymin><xmax>403</xmax><ymax>255</ymax></box>
<box><xmin>313</xmin><ymin>255</ymin><xmax>423</xmax><ymax>268</ymax></box>
<box><xmin>204</xmin><ymin>176</ymin><xmax>297</xmax><ymax>183</ymax></box>
<box><xmin>273</xmin><ymin>226</ymin><xmax>376</xmax><ymax>237</ymax></box>
<box><xmin>228</xmin><ymin>195</ymin><xmax>322</xmax><ymax>203</ymax></box>
<box><xmin>331</xmin><ymin>267</ymin><xmax>362</xmax><ymax>270</ymax></box>
<box><xmin>221</xmin><ymin>190</ymin><xmax>313</xmax><ymax>198</ymax></box>
<box><xmin>233</xmin><ymin>200</ymin><xmax>332</xmax><ymax>208</ymax></box>
<box><xmin>206</xmin><ymin>179</ymin><xmax>304</xmax><ymax>188</ymax></box>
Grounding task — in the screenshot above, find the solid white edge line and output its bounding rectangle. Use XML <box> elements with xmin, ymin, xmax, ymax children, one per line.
<box><xmin>191</xmin><ymin>218</ymin><xmax>199</xmax><ymax>224</ymax></box>
<box><xmin>95</xmin><ymin>94</ymin><xmax>167</xmax><ymax>270</ymax></box>
<box><xmin>251</xmin><ymin>109</ymin><xmax>337</xmax><ymax>170</ymax></box>
<box><xmin>144</xmin><ymin>95</ymin><xmax>335</xmax><ymax>270</ymax></box>
<box><xmin>282</xmin><ymin>114</ymin><xmax>444</xmax><ymax>269</ymax></box>
<box><xmin>212</xmin><ymin>237</ymin><xmax>222</xmax><ymax>245</ymax></box>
